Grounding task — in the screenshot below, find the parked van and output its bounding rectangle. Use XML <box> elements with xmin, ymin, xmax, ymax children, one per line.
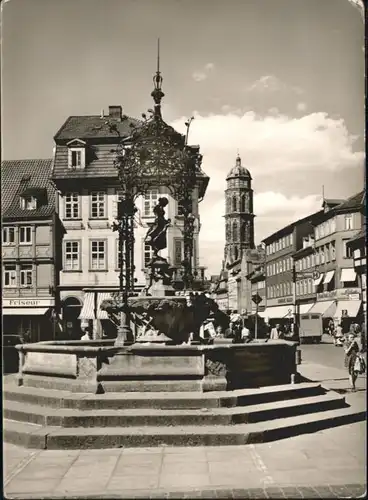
<box><xmin>299</xmin><ymin>313</ymin><xmax>323</xmax><ymax>344</ymax></box>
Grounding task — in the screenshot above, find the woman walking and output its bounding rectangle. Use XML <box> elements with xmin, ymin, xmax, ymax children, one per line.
<box><xmin>344</xmin><ymin>333</ymin><xmax>360</xmax><ymax>391</ymax></box>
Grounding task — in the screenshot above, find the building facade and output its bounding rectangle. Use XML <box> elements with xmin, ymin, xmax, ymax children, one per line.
<box><xmin>262</xmin><ymin>212</ymin><xmax>320</xmax><ymax>324</ymax></box>
<box><xmin>2</xmin><ymin>159</ymin><xmax>61</xmax><ymax>342</ymax></box>
<box><xmin>347</xmin><ymin>229</ymin><xmax>366</xmax><ymax>320</ymax></box>
<box><xmin>310</xmin><ymin>191</ymin><xmax>365</xmax><ymax>325</ymax></box>
<box><xmin>52</xmin><ymin>97</ymin><xmax>208</xmax><ymax>339</ymax></box>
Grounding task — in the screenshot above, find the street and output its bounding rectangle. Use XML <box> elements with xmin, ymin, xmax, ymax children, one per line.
<box><xmin>300</xmin><ymin>334</ymin><xmax>348</xmax><ymax>370</ymax></box>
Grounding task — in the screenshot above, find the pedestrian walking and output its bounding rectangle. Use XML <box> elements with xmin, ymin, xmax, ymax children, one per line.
<box><xmin>334</xmin><ymin>323</ymin><xmax>344</xmax><ymax>346</ymax></box>
<box><xmin>344</xmin><ymin>333</ymin><xmax>360</xmax><ymax>391</ymax></box>
<box><xmin>270</xmin><ymin>323</ymin><xmax>281</xmax><ymax>340</ymax></box>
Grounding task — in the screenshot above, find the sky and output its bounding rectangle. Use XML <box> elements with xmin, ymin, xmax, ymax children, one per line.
<box><xmin>1</xmin><ymin>0</ymin><xmax>365</xmax><ymax>275</ymax></box>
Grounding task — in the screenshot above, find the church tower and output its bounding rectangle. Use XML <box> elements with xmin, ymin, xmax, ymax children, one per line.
<box><xmin>224</xmin><ymin>154</ymin><xmax>255</xmax><ymax>265</ymax></box>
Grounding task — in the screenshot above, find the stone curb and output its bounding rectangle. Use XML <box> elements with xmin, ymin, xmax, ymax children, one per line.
<box><xmin>4</xmin><ymin>484</ymin><xmax>367</xmax><ymax>499</ymax></box>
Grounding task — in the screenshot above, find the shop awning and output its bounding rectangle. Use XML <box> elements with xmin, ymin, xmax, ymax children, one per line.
<box><xmin>299</xmin><ymin>303</ymin><xmax>313</xmax><ymax>314</ymax></box>
<box><xmin>79</xmin><ymin>292</ymin><xmax>112</xmax><ymax>320</ymax></box>
<box><xmin>264</xmin><ymin>305</ymin><xmax>293</xmax><ymax>319</ymax></box>
<box><xmin>314</xmin><ymin>274</ymin><xmax>324</xmax><ymax>286</ymax></box>
<box><xmin>97</xmin><ymin>293</ymin><xmax>112</xmax><ymax>320</ymax></box>
<box><xmin>78</xmin><ymin>293</ymin><xmax>95</xmax><ymax>320</ymax></box>
<box><xmin>308</xmin><ymin>300</ymin><xmax>336</xmax><ymax>317</ymax></box>
<box><xmin>334</xmin><ymin>300</ymin><xmax>361</xmax><ymax>319</ymax></box>
<box><xmin>340</xmin><ymin>268</ymin><xmax>356</xmax><ymax>282</ymax></box>
<box><xmin>323</xmin><ymin>270</ymin><xmax>335</xmax><ymax>284</ymax></box>
<box><xmin>2</xmin><ymin>308</ymin><xmax>50</xmax><ymax>316</ymax></box>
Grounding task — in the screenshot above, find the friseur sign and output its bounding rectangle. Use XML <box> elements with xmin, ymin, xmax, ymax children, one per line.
<box><xmin>317</xmin><ymin>288</ymin><xmax>361</xmax><ymax>301</ymax></box>
<box><xmin>2</xmin><ymin>298</ymin><xmax>55</xmax><ymax>307</ymax></box>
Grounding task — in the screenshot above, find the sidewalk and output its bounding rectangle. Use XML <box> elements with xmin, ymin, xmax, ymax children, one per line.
<box><xmin>3</xmin><ymin>362</ymin><xmax>366</xmax><ymax>499</ymax></box>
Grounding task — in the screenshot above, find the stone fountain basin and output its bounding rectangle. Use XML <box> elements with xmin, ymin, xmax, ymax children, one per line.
<box><xmin>15</xmin><ymin>339</ymin><xmax>298</xmax><ymax>394</ymax></box>
<box><xmin>102</xmin><ymin>296</ymin><xmax>212</xmax><ymax>344</ymax></box>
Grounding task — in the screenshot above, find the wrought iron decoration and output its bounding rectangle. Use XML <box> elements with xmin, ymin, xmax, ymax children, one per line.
<box><xmin>109</xmin><ymin>40</ymin><xmax>203</xmax><ymax>345</ymax></box>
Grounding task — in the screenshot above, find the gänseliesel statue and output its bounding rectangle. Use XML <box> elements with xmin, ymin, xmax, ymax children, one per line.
<box><xmin>145</xmin><ymin>197</ymin><xmax>171</xmax><ymax>257</ymax></box>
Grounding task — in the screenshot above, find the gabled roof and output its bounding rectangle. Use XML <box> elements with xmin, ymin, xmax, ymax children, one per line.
<box><xmin>334</xmin><ymin>190</ymin><xmax>365</xmax><ymax>212</ymax></box>
<box><xmin>313</xmin><ymin>190</ymin><xmax>365</xmax><ymax>225</ymax></box>
<box><xmin>54</xmin><ymin>115</ymin><xmax>140</xmax><ymax>142</ymax></box>
<box><xmin>1</xmin><ymin>159</ymin><xmax>55</xmax><ymax>220</ymax></box>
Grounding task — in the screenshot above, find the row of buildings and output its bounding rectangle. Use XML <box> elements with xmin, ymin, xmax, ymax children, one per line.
<box><xmin>2</xmin><ymin>64</ymin><xmax>210</xmax><ymax>342</ymax></box>
<box><xmin>211</xmin><ymin>172</ymin><xmax>366</xmax><ymax>330</ymax></box>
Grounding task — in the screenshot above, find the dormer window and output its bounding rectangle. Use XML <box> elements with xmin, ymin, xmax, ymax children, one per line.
<box><xmin>67</xmin><ymin>139</ymin><xmax>86</xmax><ymax>170</ymax></box>
<box><xmin>20</xmin><ymin>196</ymin><xmax>37</xmax><ymax>210</ymax></box>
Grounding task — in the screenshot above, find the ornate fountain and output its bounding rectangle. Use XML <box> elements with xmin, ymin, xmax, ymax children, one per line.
<box><xmin>102</xmin><ymin>39</ymin><xmax>212</xmax><ymax>347</ymax></box>
<box><xmin>14</xmin><ymin>42</ymin><xmax>298</xmax><ymax>396</ymax></box>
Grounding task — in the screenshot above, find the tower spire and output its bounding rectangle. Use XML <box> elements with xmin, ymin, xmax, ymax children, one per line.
<box><xmin>151</xmin><ymin>38</ymin><xmax>165</xmax><ymax>117</ymax></box>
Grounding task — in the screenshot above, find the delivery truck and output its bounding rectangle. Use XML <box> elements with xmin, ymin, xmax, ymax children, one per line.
<box><xmin>298</xmin><ymin>313</ymin><xmax>323</xmax><ymax>344</ymax></box>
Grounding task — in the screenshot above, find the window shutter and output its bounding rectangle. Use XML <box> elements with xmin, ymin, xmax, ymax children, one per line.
<box><xmin>112</xmin><ymin>200</ymin><xmax>118</xmax><ymax>219</ymax></box>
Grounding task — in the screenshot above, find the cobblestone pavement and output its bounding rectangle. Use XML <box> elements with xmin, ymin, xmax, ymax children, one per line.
<box><xmin>4</xmin><ymin>362</ymin><xmax>366</xmax><ymax>499</ymax></box>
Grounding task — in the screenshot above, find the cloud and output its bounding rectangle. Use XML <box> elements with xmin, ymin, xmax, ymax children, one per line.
<box><xmin>192</xmin><ymin>62</ymin><xmax>215</xmax><ymax>82</ymax></box>
<box><xmin>297</xmin><ymin>101</ymin><xmax>307</xmax><ymax>112</ymax></box>
<box><xmin>254</xmin><ymin>192</ymin><xmax>321</xmax><ymax>217</ymax></box>
<box><xmin>247</xmin><ymin>75</ymin><xmax>303</xmax><ymax>95</ymax></box>
<box><xmin>170</xmin><ymin>110</ymin><xmax>364</xmax><ymax>273</ymax></box>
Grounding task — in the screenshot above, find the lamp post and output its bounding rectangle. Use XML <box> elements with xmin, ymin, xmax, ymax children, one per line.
<box><xmin>112</xmin><ymin>199</ymin><xmax>137</xmax><ymax>346</ymax></box>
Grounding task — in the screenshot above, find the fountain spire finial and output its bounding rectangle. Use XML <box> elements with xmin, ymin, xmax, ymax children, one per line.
<box><xmin>151</xmin><ymin>38</ymin><xmax>165</xmax><ymax>117</ymax></box>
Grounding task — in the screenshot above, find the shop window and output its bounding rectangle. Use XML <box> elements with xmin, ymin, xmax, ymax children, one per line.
<box><xmin>20</xmin><ymin>264</ymin><xmax>33</xmax><ymax>287</ymax></box>
<box><xmin>65</xmin><ymin>193</ymin><xmax>80</xmax><ymax>219</ymax></box>
<box><xmin>2</xmin><ymin>227</ymin><xmax>15</xmax><ymax>245</ymax></box>
<box><xmin>19</xmin><ymin>226</ymin><xmax>32</xmax><ymax>245</ymax></box>
<box><xmin>4</xmin><ymin>265</ymin><xmax>17</xmax><ymax>287</ymax></box>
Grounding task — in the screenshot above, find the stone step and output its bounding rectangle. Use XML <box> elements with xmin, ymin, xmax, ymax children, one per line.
<box><xmin>4</xmin><ymin>405</ymin><xmax>365</xmax><ymax>449</ymax></box>
<box><xmin>3</xmin><ymin>393</ymin><xmax>346</xmax><ymax>428</ymax></box>
<box><xmin>3</xmin><ymin>381</ymin><xmax>324</xmax><ymax>410</ymax></box>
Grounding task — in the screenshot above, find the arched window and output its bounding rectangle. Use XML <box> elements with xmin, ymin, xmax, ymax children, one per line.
<box><xmin>232</xmin><ymin>221</ymin><xmax>238</xmax><ymax>241</ymax></box>
<box><xmin>232</xmin><ymin>196</ymin><xmax>238</xmax><ymax>212</ymax></box>
<box><xmin>234</xmin><ymin>246</ymin><xmax>238</xmax><ymax>261</ymax></box>
<box><xmin>240</xmin><ymin>223</ymin><xmax>245</xmax><ymax>242</ymax></box>
<box><xmin>240</xmin><ymin>194</ymin><xmax>246</xmax><ymax>212</ymax></box>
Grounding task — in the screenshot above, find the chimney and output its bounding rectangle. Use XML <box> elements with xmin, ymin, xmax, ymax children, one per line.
<box><xmin>108</xmin><ymin>105</ymin><xmax>122</xmax><ymax>121</ymax></box>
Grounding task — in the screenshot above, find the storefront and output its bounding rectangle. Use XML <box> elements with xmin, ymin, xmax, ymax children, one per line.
<box><xmin>313</xmin><ymin>288</ymin><xmax>362</xmax><ymax>329</ymax></box>
<box><xmin>2</xmin><ymin>298</ymin><xmax>55</xmax><ymax>343</ymax></box>
<box><xmin>78</xmin><ymin>290</ymin><xmax>116</xmax><ymax>339</ymax></box>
